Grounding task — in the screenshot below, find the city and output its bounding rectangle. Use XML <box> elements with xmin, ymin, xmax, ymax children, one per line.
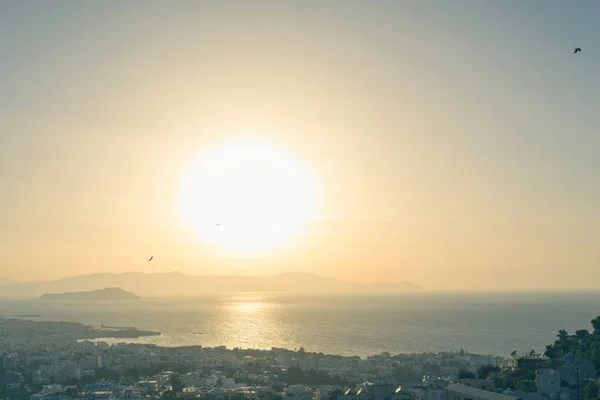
<box><xmin>1</xmin><ymin>318</ymin><xmax>598</xmax><ymax>400</ymax></box>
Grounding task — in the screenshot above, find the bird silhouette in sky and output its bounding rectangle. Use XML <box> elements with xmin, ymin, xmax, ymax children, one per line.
<box><xmin>216</xmin><ymin>223</ymin><xmax>222</xmax><ymax>227</ymax></box>
<box><xmin>147</xmin><ymin>256</ymin><xmax>153</xmax><ymax>262</ymax></box>
<box><xmin>574</xmin><ymin>47</ymin><xmax>581</xmax><ymax>54</ymax></box>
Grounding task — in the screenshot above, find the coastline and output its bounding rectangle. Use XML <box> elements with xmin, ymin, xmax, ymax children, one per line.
<box><xmin>2</xmin><ymin>292</ymin><xmax>596</xmax><ymax>357</ymax></box>
<box><xmin>0</xmin><ymin>317</ymin><xmax>160</xmax><ymax>340</ymax></box>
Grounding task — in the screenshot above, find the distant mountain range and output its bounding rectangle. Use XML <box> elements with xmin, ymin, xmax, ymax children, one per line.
<box><xmin>0</xmin><ymin>272</ymin><xmax>422</xmax><ymax>298</ymax></box>
<box><xmin>41</xmin><ymin>287</ymin><xmax>140</xmax><ymax>301</ymax></box>
<box><xmin>0</xmin><ymin>278</ymin><xmax>18</xmax><ymax>287</ymax></box>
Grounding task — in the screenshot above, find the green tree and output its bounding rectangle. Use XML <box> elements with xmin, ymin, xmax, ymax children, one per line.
<box><xmin>170</xmin><ymin>374</ymin><xmax>183</xmax><ymax>393</ymax></box>
<box><xmin>545</xmin><ymin>317</ymin><xmax>600</xmax><ymax>368</ymax></box>
<box><xmin>493</xmin><ymin>374</ymin><xmax>506</xmax><ymax>389</ymax></box>
<box><xmin>585</xmin><ymin>381</ymin><xmax>599</xmax><ymax>400</ymax></box>
<box><xmin>423</xmin><ymin>363</ymin><xmax>441</xmax><ymax>375</ymax></box>
<box><xmin>591</xmin><ymin>317</ymin><xmax>600</xmax><ymax>334</ymax></box>
<box><xmin>457</xmin><ymin>369</ymin><xmax>476</xmax><ymax>379</ymax></box>
<box><xmin>576</xmin><ymin>330</ymin><xmax>590</xmax><ymax>339</ymax></box>
<box><xmin>272</xmin><ymin>382</ymin><xmax>285</xmax><ymax>393</ymax></box>
<box><xmin>511</xmin><ymin>368</ymin><xmax>536</xmax><ymax>381</ymax></box>
<box><xmin>477</xmin><ymin>365</ymin><xmax>500</xmax><ymax>379</ymax></box>
<box><xmin>558</xmin><ymin>329</ymin><xmax>569</xmax><ymax>340</ymax></box>
<box><xmin>515</xmin><ymin>380</ymin><xmax>536</xmax><ymax>393</ymax></box>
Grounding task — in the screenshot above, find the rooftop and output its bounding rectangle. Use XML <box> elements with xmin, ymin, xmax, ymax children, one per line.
<box><xmin>538</xmin><ymin>360</ymin><xmax>566</xmax><ymax>370</ymax></box>
<box><xmin>446</xmin><ymin>384</ymin><xmax>520</xmax><ymax>400</ymax></box>
<box><xmin>503</xmin><ymin>389</ymin><xmax>547</xmax><ymax>400</ymax></box>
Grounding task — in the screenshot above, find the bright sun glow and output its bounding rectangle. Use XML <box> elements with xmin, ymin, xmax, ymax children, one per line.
<box><xmin>177</xmin><ymin>140</ymin><xmax>319</xmax><ymax>255</ymax></box>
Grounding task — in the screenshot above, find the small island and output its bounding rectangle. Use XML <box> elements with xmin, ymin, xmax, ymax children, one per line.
<box><xmin>40</xmin><ymin>287</ymin><xmax>140</xmax><ymax>301</ymax></box>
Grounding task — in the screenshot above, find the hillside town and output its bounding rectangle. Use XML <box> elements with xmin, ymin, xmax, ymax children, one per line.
<box><xmin>1</xmin><ymin>318</ymin><xmax>599</xmax><ymax>400</ymax></box>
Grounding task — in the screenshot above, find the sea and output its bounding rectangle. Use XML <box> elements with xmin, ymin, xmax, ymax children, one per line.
<box><xmin>0</xmin><ymin>292</ymin><xmax>598</xmax><ymax>358</ymax></box>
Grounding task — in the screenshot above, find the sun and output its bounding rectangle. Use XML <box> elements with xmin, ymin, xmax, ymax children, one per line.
<box><xmin>177</xmin><ymin>140</ymin><xmax>319</xmax><ymax>255</ymax></box>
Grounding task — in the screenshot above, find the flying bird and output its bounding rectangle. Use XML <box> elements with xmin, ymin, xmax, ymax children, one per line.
<box><xmin>147</xmin><ymin>256</ymin><xmax>153</xmax><ymax>262</ymax></box>
<box><xmin>574</xmin><ymin>48</ymin><xmax>581</xmax><ymax>54</ymax></box>
<box><xmin>216</xmin><ymin>223</ymin><xmax>222</xmax><ymax>227</ymax></box>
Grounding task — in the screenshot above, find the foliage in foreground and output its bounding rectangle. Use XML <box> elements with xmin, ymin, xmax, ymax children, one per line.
<box><xmin>545</xmin><ymin>317</ymin><xmax>600</xmax><ymax>369</ymax></box>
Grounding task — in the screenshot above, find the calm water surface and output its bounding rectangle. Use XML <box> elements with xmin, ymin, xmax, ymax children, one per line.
<box><xmin>0</xmin><ymin>292</ymin><xmax>598</xmax><ymax>357</ymax></box>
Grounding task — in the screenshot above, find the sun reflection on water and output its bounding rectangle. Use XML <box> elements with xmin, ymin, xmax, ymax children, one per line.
<box><xmin>215</xmin><ymin>298</ymin><xmax>286</xmax><ymax>349</ymax></box>
<box><xmin>79</xmin><ymin>296</ymin><xmax>302</xmax><ymax>351</ymax></box>
<box><xmin>233</xmin><ymin>302</ymin><xmax>263</xmax><ymax>313</ymax></box>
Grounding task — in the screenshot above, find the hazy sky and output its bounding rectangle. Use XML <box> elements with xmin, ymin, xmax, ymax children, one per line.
<box><xmin>1</xmin><ymin>1</ymin><xmax>599</xmax><ymax>290</ymax></box>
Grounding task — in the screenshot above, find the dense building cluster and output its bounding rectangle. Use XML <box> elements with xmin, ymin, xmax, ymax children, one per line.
<box><xmin>0</xmin><ymin>318</ymin><xmax>597</xmax><ymax>400</ymax></box>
